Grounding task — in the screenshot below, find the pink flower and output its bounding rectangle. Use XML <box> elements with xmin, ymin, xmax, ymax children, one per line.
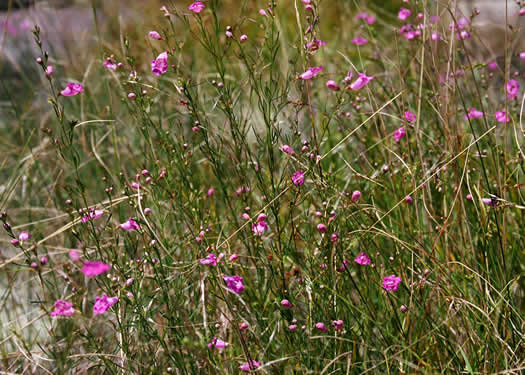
<box><xmin>259</xmin><ymin>9</ymin><xmax>268</xmax><ymax>17</ymax></box>
<box><xmin>398</xmin><ymin>8</ymin><xmax>412</xmax><ymax>20</ymax></box>
<box><xmin>200</xmin><ymin>253</ymin><xmax>218</xmax><ymax>266</ymax></box>
<box><xmin>495</xmin><ymin>110</ymin><xmax>510</xmax><ymax>123</ymax></box>
<box><xmin>465</xmin><ymin>108</ymin><xmax>484</xmax><ymax>120</ymax></box>
<box><xmin>332</xmin><ymin>320</ymin><xmax>344</xmax><ymax>330</ymax></box>
<box><xmin>356</xmin><ymin>12</ymin><xmax>376</xmax><ymax>24</ymax></box>
<box><xmin>431</xmin><ymin>32</ymin><xmax>441</xmax><ymax>41</ymax></box>
<box><xmin>81</xmin><ymin>261</ymin><xmax>110</xmax><ymax>278</ymax></box>
<box><xmin>315</xmin><ymin>322</ymin><xmax>328</xmax><ymax>332</ymax></box>
<box><xmin>348</xmin><ymin>73</ymin><xmax>374</xmax><ymax>90</ymax></box>
<box><xmin>317</xmin><ymin>223</ymin><xmax>327</xmax><ymax>233</ymax></box>
<box><xmin>506</xmin><ymin>79</ymin><xmax>520</xmax><ymax>99</ymax></box>
<box><xmin>252</xmin><ymin>220</ymin><xmax>269</xmax><ymax>235</ymax></box>
<box><xmin>149</xmin><ymin>31</ymin><xmax>163</xmax><ymax>40</ymax></box>
<box><xmin>240</xmin><ymin>360</ymin><xmax>261</xmax><ymax>372</ymax></box>
<box><xmin>351</xmin><ymin>190</ymin><xmax>361</xmax><ymax>202</ymax></box>
<box><xmin>404</xmin><ymin>111</ymin><xmax>416</xmax><ymax>122</ymax></box>
<box><xmin>45</xmin><ymin>65</ymin><xmax>54</xmax><ymax>76</ymax></box>
<box><xmin>383</xmin><ymin>275</ymin><xmax>402</xmax><ymax>292</ymax></box>
<box><xmin>280</xmin><ymin>299</ymin><xmax>292</xmax><ymax>308</ymax></box>
<box><xmin>281</xmin><ymin>144</ymin><xmax>295</xmax><ymax>155</ymax></box>
<box><xmin>188</xmin><ymin>1</ymin><xmax>205</xmax><ymax>13</ymax></box>
<box><xmin>299</xmin><ymin>66</ymin><xmax>323</xmax><ymax>80</ymax></box>
<box><xmin>393</xmin><ymin>127</ymin><xmax>406</xmax><ymax>142</ymax></box>
<box><xmin>229</xmin><ymin>253</ymin><xmax>239</xmax><ymax>262</ymax></box>
<box><xmin>151</xmin><ymin>51</ymin><xmax>168</xmax><ymax>76</ymax></box>
<box><xmin>292</xmin><ymin>171</ymin><xmax>305</xmax><ymax>186</ymax></box>
<box><xmin>208</xmin><ymin>337</ymin><xmax>229</xmax><ymax>349</ymax></box>
<box><xmin>482</xmin><ymin>197</ymin><xmax>497</xmax><ymax>207</ymax></box>
<box><xmin>120</xmin><ymin>218</ymin><xmax>140</xmax><ymax>231</ymax></box>
<box><xmin>93</xmin><ymin>295</ymin><xmax>118</xmax><ymax>315</ymax></box>
<box><xmin>326</xmin><ymin>80</ymin><xmax>340</xmax><ymax>91</ymax></box>
<box><xmin>81</xmin><ymin>209</ymin><xmax>104</xmax><ymax>223</ymax></box>
<box><xmin>207</xmin><ymin>187</ymin><xmax>215</xmax><ymax>197</ymax></box>
<box><xmin>60</xmin><ymin>82</ymin><xmax>84</xmax><ymax>97</ymax></box>
<box><xmin>103</xmin><ymin>59</ymin><xmax>117</xmax><ymax>71</ymax></box>
<box><xmin>354</xmin><ymin>252</ymin><xmax>371</xmax><ymax>265</ymax></box>
<box><xmin>466</xmin><ymin>194</ymin><xmax>473</xmax><ymax>201</ymax></box>
<box><xmin>343</xmin><ymin>71</ymin><xmax>353</xmax><ymax>83</ymax></box>
<box><xmin>69</xmin><ymin>250</ymin><xmax>81</xmax><ymax>262</ymax></box>
<box><xmin>240</xmin><ymin>34</ymin><xmax>248</xmax><ymax>43</ymax></box>
<box><xmin>487</xmin><ymin>61</ymin><xmax>499</xmax><ymax>71</ymax></box>
<box><xmin>405</xmin><ymin>195</ymin><xmax>413</xmax><ymax>204</ymax></box>
<box><xmin>351</xmin><ymin>36</ymin><xmax>368</xmax><ymax>45</ymax></box>
<box><xmin>456</xmin><ymin>30</ymin><xmax>470</xmax><ymax>40</ymax></box>
<box><xmin>223</xmin><ymin>275</ymin><xmax>245</xmax><ymax>294</ymax></box>
<box><xmin>18</xmin><ymin>231</ymin><xmax>30</xmax><ymax>242</ymax></box>
<box><xmin>51</xmin><ymin>300</ymin><xmax>75</xmax><ymax>317</ymax></box>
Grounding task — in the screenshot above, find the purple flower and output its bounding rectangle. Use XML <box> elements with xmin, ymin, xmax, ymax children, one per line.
<box><xmin>239</xmin><ymin>360</ymin><xmax>261</xmax><ymax>372</ymax></box>
<box><xmin>348</xmin><ymin>73</ymin><xmax>374</xmax><ymax>90</ymax></box>
<box><xmin>103</xmin><ymin>60</ymin><xmax>117</xmax><ymax>71</ymax></box>
<box><xmin>188</xmin><ymin>1</ymin><xmax>205</xmax><ymax>13</ymax></box>
<box><xmin>351</xmin><ymin>190</ymin><xmax>361</xmax><ymax>202</ymax></box>
<box><xmin>81</xmin><ymin>261</ymin><xmax>110</xmax><ymax>278</ymax></box>
<box><xmin>465</xmin><ymin>108</ymin><xmax>484</xmax><ymax>120</ymax></box>
<box><xmin>281</xmin><ymin>144</ymin><xmax>295</xmax><ymax>155</ymax></box>
<box><xmin>393</xmin><ymin>127</ymin><xmax>406</xmax><ymax>142</ymax></box>
<box><xmin>495</xmin><ymin>110</ymin><xmax>510</xmax><ymax>123</ymax></box>
<box><xmin>332</xmin><ymin>320</ymin><xmax>344</xmax><ymax>331</ymax></box>
<box><xmin>93</xmin><ymin>295</ymin><xmax>118</xmax><ymax>315</ymax></box>
<box><xmin>51</xmin><ymin>300</ymin><xmax>75</xmax><ymax>317</ymax></box>
<box><xmin>252</xmin><ymin>220</ymin><xmax>269</xmax><ymax>236</ymax></box>
<box><xmin>208</xmin><ymin>337</ymin><xmax>229</xmax><ymax>349</ymax></box>
<box><xmin>292</xmin><ymin>171</ymin><xmax>305</xmax><ymax>186</ymax></box>
<box><xmin>149</xmin><ymin>31</ymin><xmax>163</xmax><ymax>40</ymax></box>
<box><xmin>18</xmin><ymin>231</ymin><xmax>31</xmax><ymax>242</ymax></box>
<box><xmin>280</xmin><ymin>299</ymin><xmax>292</xmax><ymax>308</ymax></box>
<box><xmin>315</xmin><ymin>322</ymin><xmax>328</xmax><ymax>331</ymax></box>
<box><xmin>482</xmin><ymin>197</ymin><xmax>498</xmax><ymax>207</ymax></box>
<box><xmin>200</xmin><ymin>253</ymin><xmax>218</xmax><ymax>266</ymax></box>
<box><xmin>506</xmin><ymin>79</ymin><xmax>520</xmax><ymax>100</ymax></box>
<box><xmin>404</xmin><ymin>111</ymin><xmax>416</xmax><ymax>122</ymax></box>
<box><xmin>398</xmin><ymin>8</ymin><xmax>412</xmax><ymax>20</ymax></box>
<box><xmin>81</xmin><ymin>209</ymin><xmax>104</xmax><ymax>223</ymax></box>
<box><xmin>383</xmin><ymin>275</ymin><xmax>402</xmax><ymax>292</ymax></box>
<box><xmin>151</xmin><ymin>51</ymin><xmax>168</xmax><ymax>76</ymax></box>
<box><xmin>326</xmin><ymin>80</ymin><xmax>340</xmax><ymax>91</ymax></box>
<box><xmin>120</xmin><ymin>218</ymin><xmax>140</xmax><ymax>231</ymax></box>
<box><xmin>223</xmin><ymin>275</ymin><xmax>245</xmax><ymax>294</ymax></box>
<box><xmin>354</xmin><ymin>252</ymin><xmax>371</xmax><ymax>265</ymax></box>
<box><xmin>351</xmin><ymin>36</ymin><xmax>368</xmax><ymax>45</ymax></box>
<box><xmin>317</xmin><ymin>223</ymin><xmax>327</xmax><ymax>233</ymax></box>
<box><xmin>61</xmin><ymin>82</ymin><xmax>84</xmax><ymax>97</ymax></box>
<box><xmin>299</xmin><ymin>66</ymin><xmax>323</xmax><ymax>80</ymax></box>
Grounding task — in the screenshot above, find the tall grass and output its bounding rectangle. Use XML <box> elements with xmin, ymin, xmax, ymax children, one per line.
<box><xmin>0</xmin><ymin>0</ymin><xmax>523</xmax><ymax>373</ymax></box>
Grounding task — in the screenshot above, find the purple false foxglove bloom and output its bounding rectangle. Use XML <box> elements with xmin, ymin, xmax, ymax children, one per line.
<box><xmin>93</xmin><ymin>295</ymin><xmax>118</xmax><ymax>315</ymax></box>
<box><xmin>61</xmin><ymin>82</ymin><xmax>84</xmax><ymax>96</ymax></box>
<box><xmin>81</xmin><ymin>261</ymin><xmax>110</xmax><ymax>278</ymax></box>
<box><xmin>223</xmin><ymin>275</ymin><xmax>245</xmax><ymax>294</ymax></box>
<box><xmin>51</xmin><ymin>300</ymin><xmax>75</xmax><ymax>317</ymax></box>
<box><xmin>151</xmin><ymin>51</ymin><xmax>168</xmax><ymax>76</ymax></box>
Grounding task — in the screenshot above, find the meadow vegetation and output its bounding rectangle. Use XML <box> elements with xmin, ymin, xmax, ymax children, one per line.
<box><xmin>0</xmin><ymin>0</ymin><xmax>523</xmax><ymax>373</ymax></box>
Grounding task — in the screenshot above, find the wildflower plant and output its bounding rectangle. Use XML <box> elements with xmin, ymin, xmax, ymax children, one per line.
<box><xmin>0</xmin><ymin>0</ymin><xmax>523</xmax><ymax>373</ymax></box>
